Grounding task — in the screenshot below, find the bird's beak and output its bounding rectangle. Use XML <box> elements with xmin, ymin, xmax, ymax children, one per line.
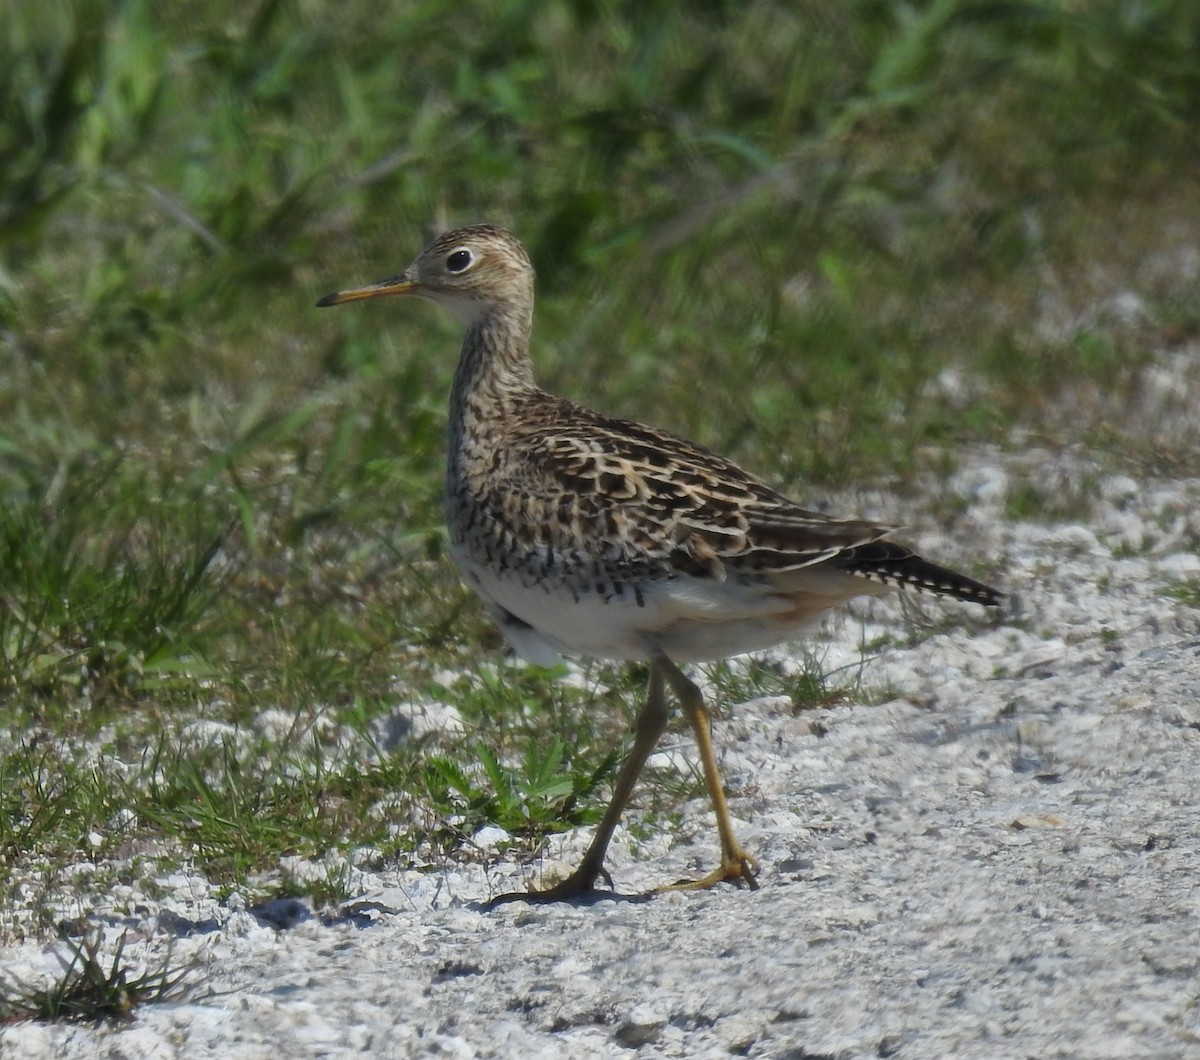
<box><xmin>316</xmin><ymin>275</ymin><xmax>419</xmax><ymax>308</ymax></box>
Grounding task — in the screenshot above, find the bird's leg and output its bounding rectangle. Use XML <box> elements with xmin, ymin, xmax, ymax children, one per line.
<box><xmin>486</xmin><ymin>662</ymin><xmax>670</xmax><ymax>906</ymax></box>
<box><xmin>655</xmin><ymin>656</ymin><xmax>760</xmax><ymax>892</ymax></box>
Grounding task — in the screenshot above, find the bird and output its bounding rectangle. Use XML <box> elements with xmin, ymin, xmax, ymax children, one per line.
<box><xmin>317</xmin><ymin>223</ymin><xmax>1003</xmax><ymax>904</ymax></box>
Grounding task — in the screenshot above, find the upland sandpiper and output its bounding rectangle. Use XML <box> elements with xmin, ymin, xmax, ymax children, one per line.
<box><xmin>318</xmin><ymin>224</ymin><xmax>1003</xmax><ymax>903</ymax></box>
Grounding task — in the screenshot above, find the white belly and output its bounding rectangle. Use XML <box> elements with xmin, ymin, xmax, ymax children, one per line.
<box><xmin>449</xmin><ymin>542</ymin><xmax>826</xmax><ymax>666</ymax></box>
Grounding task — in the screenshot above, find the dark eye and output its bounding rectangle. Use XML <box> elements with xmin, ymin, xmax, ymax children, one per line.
<box><xmin>446</xmin><ymin>249</ymin><xmax>473</xmax><ymax>273</ymax></box>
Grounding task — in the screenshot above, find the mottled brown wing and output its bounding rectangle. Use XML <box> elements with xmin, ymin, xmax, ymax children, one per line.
<box><xmin>502</xmin><ymin>396</ymin><xmax>895</xmax><ymax>574</ymax></box>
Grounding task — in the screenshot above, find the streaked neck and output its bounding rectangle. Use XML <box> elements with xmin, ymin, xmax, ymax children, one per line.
<box><xmin>449</xmin><ymin>302</ymin><xmax>537</xmax><ymax>431</ymax></box>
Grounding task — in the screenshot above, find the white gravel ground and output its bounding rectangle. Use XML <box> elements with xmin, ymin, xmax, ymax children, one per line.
<box><xmin>3</xmin><ymin>446</ymin><xmax>1199</xmax><ymax>1059</ymax></box>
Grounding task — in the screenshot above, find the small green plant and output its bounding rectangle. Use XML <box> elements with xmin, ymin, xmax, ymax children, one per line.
<box><xmin>276</xmin><ymin>860</ymin><xmax>357</xmax><ymax>913</ymax></box>
<box><xmin>0</xmin><ymin>931</ymin><xmax>188</xmax><ymax>1026</ymax></box>
<box><xmin>1166</xmin><ymin>578</ymin><xmax>1200</xmax><ymax>608</ymax></box>
<box><xmin>424</xmin><ymin>736</ymin><xmax>617</xmax><ymax>847</ymax></box>
<box><xmin>704</xmin><ymin>655</ymin><xmax>846</xmax><ymax>712</ymax></box>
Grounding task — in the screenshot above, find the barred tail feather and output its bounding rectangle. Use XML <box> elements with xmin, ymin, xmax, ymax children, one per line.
<box><xmin>838</xmin><ymin>541</ymin><xmax>1003</xmax><ymax>607</ymax></box>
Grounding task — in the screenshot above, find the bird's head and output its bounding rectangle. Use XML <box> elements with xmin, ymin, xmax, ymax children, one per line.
<box><xmin>317</xmin><ymin>224</ymin><xmax>534</xmax><ymax>328</ymax></box>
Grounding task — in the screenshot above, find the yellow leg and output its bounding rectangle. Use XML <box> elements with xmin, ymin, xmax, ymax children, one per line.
<box><xmin>487</xmin><ymin>663</ymin><xmax>670</xmax><ymax>906</ymax></box>
<box><xmin>656</xmin><ymin>656</ymin><xmax>759</xmax><ymax>892</ymax></box>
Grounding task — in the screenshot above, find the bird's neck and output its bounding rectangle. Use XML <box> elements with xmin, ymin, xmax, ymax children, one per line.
<box><xmin>448</xmin><ymin>302</ymin><xmax>537</xmax><ymax>449</ymax></box>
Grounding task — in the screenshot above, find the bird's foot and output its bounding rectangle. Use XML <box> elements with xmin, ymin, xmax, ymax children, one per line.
<box><xmin>485</xmin><ymin>862</ymin><xmax>614</xmax><ymax>908</ymax></box>
<box><xmin>655</xmin><ymin>849</ymin><xmax>760</xmax><ymax>894</ymax></box>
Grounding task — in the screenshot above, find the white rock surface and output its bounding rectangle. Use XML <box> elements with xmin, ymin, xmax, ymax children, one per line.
<box><xmin>2</xmin><ymin>446</ymin><xmax>1199</xmax><ymax>1058</ymax></box>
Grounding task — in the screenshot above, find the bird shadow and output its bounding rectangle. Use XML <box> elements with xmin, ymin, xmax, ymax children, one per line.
<box><xmin>469</xmin><ymin>887</ymin><xmax>659</xmax><ymax>913</ymax></box>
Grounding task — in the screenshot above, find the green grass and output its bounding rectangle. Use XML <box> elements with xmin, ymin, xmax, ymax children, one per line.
<box><xmin>1165</xmin><ymin>578</ymin><xmax>1200</xmax><ymax>608</ymax></box>
<box><xmin>2</xmin><ymin>0</ymin><xmax>1199</xmax><ymax>945</ymax></box>
<box><xmin>0</xmin><ymin>931</ymin><xmax>189</xmax><ymax>1026</ymax></box>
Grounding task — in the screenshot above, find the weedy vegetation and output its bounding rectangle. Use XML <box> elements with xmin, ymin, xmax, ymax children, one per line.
<box><xmin>0</xmin><ymin>931</ymin><xmax>188</xmax><ymax>1026</ymax></box>
<box><xmin>2</xmin><ymin>0</ymin><xmax>1198</xmax><ymax>965</ymax></box>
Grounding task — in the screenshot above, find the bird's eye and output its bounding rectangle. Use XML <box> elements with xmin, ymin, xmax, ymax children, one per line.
<box><xmin>446</xmin><ymin>249</ymin><xmax>474</xmax><ymax>274</ymax></box>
